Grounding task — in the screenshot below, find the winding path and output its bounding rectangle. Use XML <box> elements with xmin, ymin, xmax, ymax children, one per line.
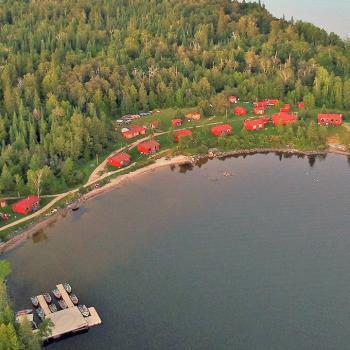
<box><xmin>0</xmin><ymin>121</ymin><xmax>224</xmax><ymax>233</ymax></box>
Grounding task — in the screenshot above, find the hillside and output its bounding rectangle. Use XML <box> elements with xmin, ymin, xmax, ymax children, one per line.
<box><xmin>0</xmin><ymin>0</ymin><xmax>349</xmax><ymax>195</ymax></box>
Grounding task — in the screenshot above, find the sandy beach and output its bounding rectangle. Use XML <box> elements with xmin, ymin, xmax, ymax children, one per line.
<box><xmin>0</xmin><ymin>147</ymin><xmax>348</xmax><ymax>254</ymax></box>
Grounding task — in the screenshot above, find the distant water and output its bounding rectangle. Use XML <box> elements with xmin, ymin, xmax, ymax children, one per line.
<box><xmin>260</xmin><ymin>0</ymin><xmax>350</xmax><ymax>38</ymax></box>
<box><xmin>5</xmin><ymin>153</ymin><xmax>350</xmax><ymax>350</ymax></box>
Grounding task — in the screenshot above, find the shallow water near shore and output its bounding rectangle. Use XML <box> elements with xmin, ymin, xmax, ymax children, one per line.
<box><xmin>5</xmin><ymin>153</ymin><xmax>350</xmax><ymax>350</ymax></box>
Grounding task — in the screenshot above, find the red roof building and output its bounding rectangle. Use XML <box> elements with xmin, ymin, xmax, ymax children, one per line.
<box><xmin>108</xmin><ymin>153</ymin><xmax>131</xmax><ymax>168</ymax></box>
<box><xmin>243</xmin><ymin>117</ymin><xmax>269</xmax><ymax>131</ymax></box>
<box><xmin>186</xmin><ymin>112</ymin><xmax>201</xmax><ymax>120</ymax></box>
<box><xmin>12</xmin><ymin>195</ymin><xmax>40</xmax><ymax>215</ymax></box>
<box><xmin>175</xmin><ymin>129</ymin><xmax>192</xmax><ymax>142</ymax></box>
<box><xmin>318</xmin><ymin>114</ymin><xmax>342</xmax><ymax>126</ymax></box>
<box><xmin>137</xmin><ymin>140</ymin><xmax>160</xmax><ymax>155</ymax></box>
<box><xmin>211</xmin><ymin>124</ymin><xmax>233</xmax><ymax>136</ymax></box>
<box><xmin>298</xmin><ymin>102</ymin><xmax>305</xmax><ymax>109</ymax></box>
<box><xmin>228</xmin><ymin>96</ymin><xmax>238</xmax><ymax>103</ymax></box>
<box><xmin>267</xmin><ymin>99</ymin><xmax>279</xmax><ymax>106</ymax></box>
<box><xmin>234</xmin><ymin>106</ymin><xmax>247</xmax><ymax>116</ymax></box>
<box><xmin>253</xmin><ymin>106</ymin><xmax>265</xmax><ymax>115</ymax></box>
<box><xmin>255</xmin><ymin>100</ymin><xmax>268</xmax><ymax>108</ymax></box>
<box><xmin>150</xmin><ymin>120</ymin><xmax>159</xmax><ymax>129</ymax></box>
<box><xmin>272</xmin><ymin>112</ymin><xmax>297</xmax><ymax>126</ymax></box>
<box><xmin>280</xmin><ymin>104</ymin><xmax>291</xmax><ymax>113</ymax></box>
<box><xmin>172</xmin><ymin>118</ymin><xmax>183</xmax><ymax>127</ymax></box>
<box><xmin>122</xmin><ymin>125</ymin><xmax>146</xmax><ymax>139</ymax></box>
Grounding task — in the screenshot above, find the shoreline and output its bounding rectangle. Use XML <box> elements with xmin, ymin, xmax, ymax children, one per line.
<box><xmin>1</xmin><ymin>147</ymin><xmax>349</xmax><ymax>254</ymax></box>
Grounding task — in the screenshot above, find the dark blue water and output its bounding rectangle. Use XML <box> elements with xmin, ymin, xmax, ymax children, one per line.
<box><xmin>5</xmin><ymin>153</ymin><xmax>350</xmax><ymax>350</ymax></box>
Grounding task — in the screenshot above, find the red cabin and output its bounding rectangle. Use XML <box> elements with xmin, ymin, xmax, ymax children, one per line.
<box><xmin>122</xmin><ymin>125</ymin><xmax>146</xmax><ymax>139</ymax></box>
<box><xmin>228</xmin><ymin>96</ymin><xmax>238</xmax><ymax>104</ymax></box>
<box><xmin>234</xmin><ymin>106</ymin><xmax>247</xmax><ymax>116</ymax></box>
<box><xmin>211</xmin><ymin>124</ymin><xmax>233</xmax><ymax>136</ymax></box>
<box><xmin>253</xmin><ymin>106</ymin><xmax>265</xmax><ymax>115</ymax></box>
<box><xmin>172</xmin><ymin>118</ymin><xmax>182</xmax><ymax>127</ymax></box>
<box><xmin>272</xmin><ymin>112</ymin><xmax>297</xmax><ymax>126</ymax></box>
<box><xmin>255</xmin><ymin>100</ymin><xmax>268</xmax><ymax>108</ymax></box>
<box><xmin>298</xmin><ymin>102</ymin><xmax>305</xmax><ymax>109</ymax></box>
<box><xmin>12</xmin><ymin>195</ymin><xmax>40</xmax><ymax>215</ymax></box>
<box><xmin>267</xmin><ymin>99</ymin><xmax>279</xmax><ymax>106</ymax></box>
<box><xmin>318</xmin><ymin>114</ymin><xmax>342</xmax><ymax>126</ymax></box>
<box><xmin>186</xmin><ymin>112</ymin><xmax>201</xmax><ymax>121</ymax></box>
<box><xmin>280</xmin><ymin>104</ymin><xmax>291</xmax><ymax>113</ymax></box>
<box><xmin>175</xmin><ymin>129</ymin><xmax>192</xmax><ymax>142</ymax></box>
<box><xmin>137</xmin><ymin>140</ymin><xmax>160</xmax><ymax>155</ymax></box>
<box><xmin>244</xmin><ymin>117</ymin><xmax>269</xmax><ymax>131</ymax></box>
<box><xmin>108</xmin><ymin>153</ymin><xmax>131</xmax><ymax>168</ymax></box>
<box><xmin>150</xmin><ymin>120</ymin><xmax>159</xmax><ymax>129</ymax></box>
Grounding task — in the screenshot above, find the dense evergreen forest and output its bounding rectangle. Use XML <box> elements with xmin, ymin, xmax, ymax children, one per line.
<box><xmin>0</xmin><ymin>0</ymin><xmax>349</xmax><ymax>195</ymax></box>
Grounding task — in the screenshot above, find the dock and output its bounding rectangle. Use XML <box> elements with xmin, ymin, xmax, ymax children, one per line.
<box><xmin>27</xmin><ymin>282</ymin><xmax>102</xmax><ymax>341</ymax></box>
<box><xmin>56</xmin><ymin>284</ymin><xmax>74</xmax><ymax>308</ymax></box>
<box><xmin>37</xmin><ymin>295</ymin><xmax>51</xmax><ymax>316</ymax></box>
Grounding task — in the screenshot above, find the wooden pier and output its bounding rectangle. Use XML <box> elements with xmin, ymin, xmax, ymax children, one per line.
<box><xmin>37</xmin><ymin>295</ymin><xmax>51</xmax><ymax>316</ymax></box>
<box><xmin>33</xmin><ymin>283</ymin><xmax>102</xmax><ymax>341</ymax></box>
<box><xmin>56</xmin><ymin>284</ymin><xmax>74</xmax><ymax>308</ymax></box>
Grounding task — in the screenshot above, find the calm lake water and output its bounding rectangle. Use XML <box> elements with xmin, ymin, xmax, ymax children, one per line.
<box><xmin>258</xmin><ymin>0</ymin><xmax>350</xmax><ymax>38</ymax></box>
<box><xmin>5</xmin><ymin>153</ymin><xmax>350</xmax><ymax>350</ymax></box>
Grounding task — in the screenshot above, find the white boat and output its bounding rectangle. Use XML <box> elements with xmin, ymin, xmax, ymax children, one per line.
<box><xmin>78</xmin><ymin>305</ymin><xmax>90</xmax><ymax>317</ymax></box>
<box><xmin>69</xmin><ymin>293</ymin><xmax>78</xmax><ymax>305</ymax></box>
<box><xmin>63</xmin><ymin>283</ymin><xmax>72</xmax><ymax>294</ymax></box>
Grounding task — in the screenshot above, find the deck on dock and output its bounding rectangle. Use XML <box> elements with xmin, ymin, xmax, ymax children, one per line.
<box><xmin>56</xmin><ymin>284</ymin><xmax>74</xmax><ymax>308</ymax></box>
<box><xmin>37</xmin><ymin>295</ymin><xmax>51</xmax><ymax>316</ymax></box>
<box><xmin>86</xmin><ymin>307</ymin><xmax>102</xmax><ymax>327</ymax></box>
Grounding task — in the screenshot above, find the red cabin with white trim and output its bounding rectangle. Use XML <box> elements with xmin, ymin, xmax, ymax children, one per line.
<box><xmin>228</xmin><ymin>96</ymin><xmax>238</xmax><ymax>103</ymax></box>
<box><xmin>172</xmin><ymin>118</ymin><xmax>182</xmax><ymax>127</ymax></box>
<box><xmin>280</xmin><ymin>104</ymin><xmax>291</xmax><ymax>113</ymax></box>
<box><xmin>298</xmin><ymin>102</ymin><xmax>305</xmax><ymax>109</ymax></box>
<box><xmin>108</xmin><ymin>153</ymin><xmax>131</xmax><ymax>168</ymax></box>
<box><xmin>122</xmin><ymin>125</ymin><xmax>146</xmax><ymax>139</ymax></box>
<box><xmin>12</xmin><ymin>196</ymin><xmax>40</xmax><ymax>215</ymax></box>
<box><xmin>318</xmin><ymin>114</ymin><xmax>342</xmax><ymax>126</ymax></box>
<box><xmin>175</xmin><ymin>129</ymin><xmax>192</xmax><ymax>142</ymax></box>
<box><xmin>211</xmin><ymin>124</ymin><xmax>233</xmax><ymax>136</ymax></box>
<box><xmin>272</xmin><ymin>112</ymin><xmax>297</xmax><ymax>126</ymax></box>
<box><xmin>234</xmin><ymin>106</ymin><xmax>247</xmax><ymax>116</ymax></box>
<box><xmin>137</xmin><ymin>140</ymin><xmax>160</xmax><ymax>155</ymax></box>
<box><xmin>243</xmin><ymin>117</ymin><xmax>269</xmax><ymax>130</ymax></box>
<box><xmin>253</xmin><ymin>106</ymin><xmax>265</xmax><ymax>115</ymax></box>
<box><xmin>267</xmin><ymin>99</ymin><xmax>279</xmax><ymax>106</ymax></box>
<box><xmin>186</xmin><ymin>112</ymin><xmax>201</xmax><ymax>121</ymax></box>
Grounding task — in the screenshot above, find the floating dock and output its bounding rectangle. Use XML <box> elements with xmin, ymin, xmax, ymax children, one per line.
<box><xmin>32</xmin><ymin>283</ymin><xmax>101</xmax><ymax>341</ymax></box>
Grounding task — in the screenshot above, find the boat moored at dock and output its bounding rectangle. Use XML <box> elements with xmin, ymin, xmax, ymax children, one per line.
<box><xmin>52</xmin><ymin>288</ymin><xmax>61</xmax><ymax>299</ymax></box>
<box><xmin>43</xmin><ymin>293</ymin><xmax>52</xmax><ymax>304</ymax></box>
<box><xmin>70</xmin><ymin>293</ymin><xmax>79</xmax><ymax>305</ymax></box>
<box><xmin>30</xmin><ymin>296</ymin><xmax>39</xmax><ymax>308</ymax></box>
<box><xmin>64</xmin><ymin>282</ymin><xmax>72</xmax><ymax>294</ymax></box>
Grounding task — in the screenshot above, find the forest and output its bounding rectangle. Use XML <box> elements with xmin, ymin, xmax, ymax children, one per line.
<box><xmin>0</xmin><ymin>0</ymin><xmax>349</xmax><ymax>196</ymax></box>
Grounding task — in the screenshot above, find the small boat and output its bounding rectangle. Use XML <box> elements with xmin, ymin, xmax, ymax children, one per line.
<box><xmin>16</xmin><ymin>309</ymin><xmax>34</xmax><ymax>326</ymax></box>
<box><xmin>71</xmin><ymin>203</ymin><xmax>80</xmax><ymax>211</ymax></box>
<box><xmin>78</xmin><ymin>305</ymin><xmax>90</xmax><ymax>317</ymax></box>
<box><xmin>58</xmin><ymin>299</ymin><xmax>67</xmax><ymax>309</ymax></box>
<box><xmin>43</xmin><ymin>293</ymin><xmax>52</xmax><ymax>304</ymax></box>
<box><xmin>49</xmin><ymin>304</ymin><xmax>57</xmax><ymax>313</ymax></box>
<box><xmin>52</xmin><ymin>288</ymin><xmax>61</xmax><ymax>299</ymax></box>
<box><xmin>35</xmin><ymin>307</ymin><xmax>45</xmax><ymax>321</ymax></box>
<box><xmin>16</xmin><ymin>309</ymin><xmax>33</xmax><ymax>318</ymax></box>
<box><xmin>70</xmin><ymin>293</ymin><xmax>78</xmax><ymax>305</ymax></box>
<box><xmin>30</xmin><ymin>296</ymin><xmax>39</xmax><ymax>308</ymax></box>
<box><xmin>64</xmin><ymin>283</ymin><xmax>72</xmax><ymax>294</ymax></box>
